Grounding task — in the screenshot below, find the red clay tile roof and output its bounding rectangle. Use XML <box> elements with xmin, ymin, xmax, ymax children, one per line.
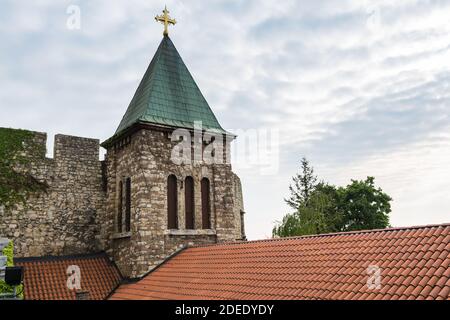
<box><xmin>110</xmin><ymin>224</ymin><xmax>450</xmax><ymax>300</ymax></box>
<box><xmin>15</xmin><ymin>252</ymin><xmax>122</xmax><ymax>300</ymax></box>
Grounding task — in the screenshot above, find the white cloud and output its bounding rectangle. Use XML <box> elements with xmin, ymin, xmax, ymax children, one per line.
<box><xmin>0</xmin><ymin>0</ymin><xmax>449</xmax><ymax>240</ymax></box>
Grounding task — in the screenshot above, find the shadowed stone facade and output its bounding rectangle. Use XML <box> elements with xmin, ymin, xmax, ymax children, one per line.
<box><xmin>101</xmin><ymin>127</ymin><xmax>245</xmax><ymax>277</ymax></box>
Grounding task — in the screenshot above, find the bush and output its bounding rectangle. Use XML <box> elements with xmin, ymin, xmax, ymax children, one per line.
<box><xmin>0</xmin><ymin>241</ymin><xmax>23</xmax><ymax>298</ymax></box>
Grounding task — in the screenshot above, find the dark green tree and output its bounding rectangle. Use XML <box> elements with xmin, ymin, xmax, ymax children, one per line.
<box><xmin>285</xmin><ymin>157</ymin><xmax>318</xmax><ymax>210</ymax></box>
<box><xmin>274</xmin><ymin>183</ymin><xmax>338</xmax><ymax>237</ymax></box>
<box><xmin>274</xmin><ymin>159</ymin><xmax>392</xmax><ymax>237</ymax></box>
<box><xmin>338</xmin><ymin>177</ymin><xmax>391</xmax><ymax>231</ymax></box>
<box><xmin>313</xmin><ymin>183</ymin><xmax>343</xmax><ymax>233</ymax></box>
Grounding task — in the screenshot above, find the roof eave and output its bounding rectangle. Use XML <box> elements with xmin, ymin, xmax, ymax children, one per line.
<box><xmin>101</xmin><ymin>121</ymin><xmax>237</xmax><ymax>149</ymax></box>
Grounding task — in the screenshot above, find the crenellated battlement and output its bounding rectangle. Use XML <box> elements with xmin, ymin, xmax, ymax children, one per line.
<box><xmin>53</xmin><ymin>134</ymin><xmax>100</xmax><ymax>163</ymax></box>
<box><xmin>15</xmin><ymin>129</ymin><xmax>100</xmax><ymax>163</ymax></box>
<box><xmin>0</xmin><ymin>128</ymin><xmax>106</xmax><ymax>258</ymax></box>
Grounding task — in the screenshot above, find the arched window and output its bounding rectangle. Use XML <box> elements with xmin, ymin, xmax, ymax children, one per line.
<box><xmin>185</xmin><ymin>176</ymin><xmax>195</xmax><ymax>229</ymax></box>
<box><xmin>201</xmin><ymin>178</ymin><xmax>211</xmax><ymax>229</ymax></box>
<box><xmin>167</xmin><ymin>175</ymin><xmax>178</xmax><ymax>229</ymax></box>
<box><xmin>125</xmin><ymin>178</ymin><xmax>131</xmax><ymax>232</ymax></box>
<box><xmin>117</xmin><ymin>181</ymin><xmax>123</xmax><ymax>233</ymax></box>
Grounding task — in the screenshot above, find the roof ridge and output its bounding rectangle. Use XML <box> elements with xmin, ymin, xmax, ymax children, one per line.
<box><xmin>189</xmin><ymin>222</ymin><xmax>450</xmax><ymax>249</ymax></box>
<box><xmin>13</xmin><ymin>251</ymin><xmax>109</xmax><ymax>263</ymax></box>
<box><xmin>115</xmin><ymin>40</ymin><xmax>164</xmax><ymax>135</ymax></box>
<box><xmin>136</xmin><ymin>38</ymin><xmax>164</xmax><ymax>124</ymax></box>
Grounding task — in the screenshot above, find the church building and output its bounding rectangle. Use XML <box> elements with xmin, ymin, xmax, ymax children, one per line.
<box><xmin>99</xmin><ymin>9</ymin><xmax>246</xmax><ymax>277</ymax></box>
<box><xmin>1</xmin><ymin>6</ymin><xmax>245</xmax><ymax>280</ymax></box>
<box><xmin>2</xmin><ymin>8</ymin><xmax>448</xmax><ymax>301</ymax></box>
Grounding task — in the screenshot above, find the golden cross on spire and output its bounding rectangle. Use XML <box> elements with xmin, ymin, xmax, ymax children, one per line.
<box><xmin>155</xmin><ymin>6</ymin><xmax>176</xmax><ymax>36</ymax></box>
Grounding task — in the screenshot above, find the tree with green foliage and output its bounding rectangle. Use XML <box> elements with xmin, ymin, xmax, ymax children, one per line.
<box><xmin>0</xmin><ymin>240</ymin><xmax>23</xmax><ymax>298</ymax></box>
<box><xmin>285</xmin><ymin>157</ymin><xmax>318</xmax><ymax>209</ymax></box>
<box><xmin>0</xmin><ymin>128</ymin><xmax>48</xmax><ymax>209</ymax></box>
<box><xmin>275</xmin><ymin>182</ymin><xmax>338</xmax><ymax>237</ymax></box>
<box><xmin>274</xmin><ymin>159</ymin><xmax>392</xmax><ymax>237</ymax></box>
<box><xmin>338</xmin><ymin>177</ymin><xmax>392</xmax><ymax>232</ymax></box>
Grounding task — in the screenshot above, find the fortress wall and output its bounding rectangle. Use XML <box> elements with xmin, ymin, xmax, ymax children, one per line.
<box><xmin>0</xmin><ymin>129</ymin><xmax>105</xmax><ymax>257</ymax></box>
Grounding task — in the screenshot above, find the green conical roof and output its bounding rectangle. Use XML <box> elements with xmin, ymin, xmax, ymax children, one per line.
<box><xmin>115</xmin><ymin>35</ymin><xmax>226</xmax><ymax>135</ymax></box>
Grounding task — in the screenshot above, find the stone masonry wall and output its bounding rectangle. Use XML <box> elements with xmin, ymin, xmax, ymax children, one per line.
<box><xmin>0</xmin><ymin>130</ymin><xmax>105</xmax><ymax>257</ymax></box>
<box><xmin>102</xmin><ymin>128</ymin><xmax>245</xmax><ymax>278</ymax></box>
<box><xmin>232</xmin><ymin>173</ymin><xmax>246</xmax><ymax>240</ymax></box>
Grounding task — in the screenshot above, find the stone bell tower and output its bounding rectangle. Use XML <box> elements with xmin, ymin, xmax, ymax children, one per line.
<box><xmin>99</xmin><ymin>7</ymin><xmax>245</xmax><ymax>278</ymax></box>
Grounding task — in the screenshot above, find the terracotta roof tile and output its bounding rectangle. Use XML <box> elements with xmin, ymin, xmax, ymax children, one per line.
<box><xmin>15</xmin><ymin>252</ymin><xmax>122</xmax><ymax>300</ymax></box>
<box><xmin>438</xmin><ymin>286</ymin><xmax>449</xmax><ymax>299</ymax></box>
<box><xmin>110</xmin><ymin>224</ymin><xmax>450</xmax><ymax>300</ymax></box>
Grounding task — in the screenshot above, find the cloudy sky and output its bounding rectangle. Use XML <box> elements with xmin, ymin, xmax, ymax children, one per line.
<box><xmin>1</xmin><ymin>0</ymin><xmax>450</xmax><ymax>240</ymax></box>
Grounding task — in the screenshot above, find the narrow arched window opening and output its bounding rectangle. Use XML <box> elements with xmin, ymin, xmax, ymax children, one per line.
<box><xmin>185</xmin><ymin>176</ymin><xmax>195</xmax><ymax>230</ymax></box>
<box><xmin>167</xmin><ymin>175</ymin><xmax>178</xmax><ymax>229</ymax></box>
<box><xmin>125</xmin><ymin>177</ymin><xmax>131</xmax><ymax>232</ymax></box>
<box><xmin>201</xmin><ymin>178</ymin><xmax>211</xmax><ymax>229</ymax></box>
<box><xmin>117</xmin><ymin>181</ymin><xmax>123</xmax><ymax>233</ymax></box>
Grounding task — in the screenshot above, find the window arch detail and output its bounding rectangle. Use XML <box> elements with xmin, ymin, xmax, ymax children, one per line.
<box><xmin>185</xmin><ymin>176</ymin><xmax>195</xmax><ymax>230</ymax></box>
<box><xmin>201</xmin><ymin>177</ymin><xmax>211</xmax><ymax>229</ymax></box>
<box><xmin>167</xmin><ymin>175</ymin><xmax>178</xmax><ymax>229</ymax></box>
